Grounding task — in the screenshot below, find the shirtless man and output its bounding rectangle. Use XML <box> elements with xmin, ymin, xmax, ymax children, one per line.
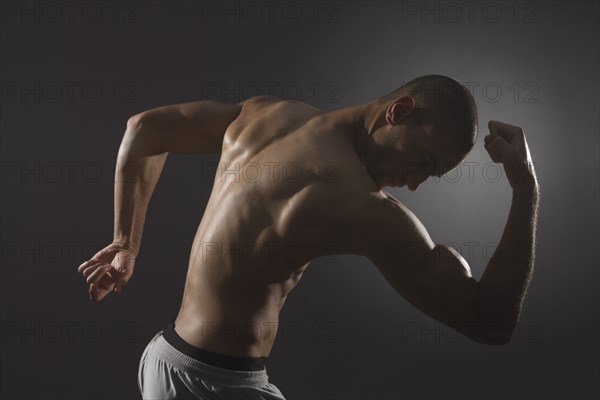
<box><xmin>77</xmin><ymin>75</ymin><xmax>539</xmax><ymax>399</ymax></box>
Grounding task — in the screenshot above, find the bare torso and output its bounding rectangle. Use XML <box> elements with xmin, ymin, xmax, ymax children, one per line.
<box><xmin>174</xmin><ymin>97</ymin><xmax>380</xmax><ymax>357</ymax></box>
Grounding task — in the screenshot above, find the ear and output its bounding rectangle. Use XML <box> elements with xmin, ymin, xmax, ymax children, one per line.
<box><xmin>386</xmin><ymin>96</ymin><xmax>416</xmax><ymax>124</ymax></box>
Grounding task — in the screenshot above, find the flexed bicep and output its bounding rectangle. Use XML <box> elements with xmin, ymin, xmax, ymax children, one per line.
<box><xmin>359</xmin><ymin>191</ymin><xmax>493</xmax><ymax>344</ymax></box>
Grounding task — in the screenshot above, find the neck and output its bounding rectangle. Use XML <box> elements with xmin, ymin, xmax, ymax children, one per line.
<box><xmin>324</xmin><ymin>100</ymin><xmax>387</xmax><ymax>166</ymax></box>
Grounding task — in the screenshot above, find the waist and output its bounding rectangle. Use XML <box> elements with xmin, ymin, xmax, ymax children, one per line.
<box><xmin>163</xmin><ymin>318</ymin><xmax>268</xmax><ymax>371</ymax></box>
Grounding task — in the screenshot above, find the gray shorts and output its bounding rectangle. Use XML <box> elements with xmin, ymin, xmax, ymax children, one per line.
<box><xmin>137</xmin><ymin>330</ymin><xmax>286</xmax><ymax>399</ymax></box>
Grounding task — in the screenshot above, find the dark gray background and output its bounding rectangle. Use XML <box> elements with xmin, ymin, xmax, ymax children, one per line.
<box><xmin>1</xmin><ymin>0</ymin><xmax>598</xmax><ymax>399</ymax></box>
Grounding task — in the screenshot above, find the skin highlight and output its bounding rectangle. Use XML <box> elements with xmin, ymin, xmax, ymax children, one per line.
<box><xmin>78</xmin><ymin>92</ymin><xmax>539</xmax><ymax>357</ymax></box>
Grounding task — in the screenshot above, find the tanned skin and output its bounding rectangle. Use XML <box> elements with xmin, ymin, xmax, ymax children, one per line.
<box><xmin>78</xmin><ymin>95</ymin><xmax>539</xmax><ymax>357</ymax></box>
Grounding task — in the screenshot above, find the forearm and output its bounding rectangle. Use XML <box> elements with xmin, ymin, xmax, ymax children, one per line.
<box><xmin>476</xmin><ymin>180</ymin><xmax>540</xmax><ymax>338</ymax></box>
<box><xmin>113</xmin><ymin>120</ymin><xmax>168</xmax><ymax>256</ymax></box>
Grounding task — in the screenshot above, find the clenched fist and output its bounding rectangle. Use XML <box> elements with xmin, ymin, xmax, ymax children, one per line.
<box><xmin>484</xmin><ymin>120</ymin><xmax>538</xmax><ymax>191</ymax></box>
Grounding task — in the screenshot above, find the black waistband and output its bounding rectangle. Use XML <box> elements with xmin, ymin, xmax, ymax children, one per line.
<box><xmin>162</xmin><ymin>320</ymin><xmax>267</xmax><ymax>372</ymax></box>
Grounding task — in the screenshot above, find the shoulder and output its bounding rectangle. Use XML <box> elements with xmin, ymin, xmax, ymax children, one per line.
<box><xmin>242</xmin><ymin>96</ymin><xmax>322</xmax><ymax>114</ymax></box>
<box><xmin>242</xmin><ymin>95</ymin><xmax>284</xmax><ymax>107</ymax></box>
<box><xmin>349</xmin><ymin>190</ymin><xmax>434</xmax><ymax>257</ymax></box>
<box><xmin>235</xmin><ymin>96</ymin><xmax>291</xmax><ymax>122</ymax></box>
<box><xmin>233</xmin><ymin>96</ymin><xmax>323</xmax><ymax>136</ymax></box>
<box><xmin>361</xmin><ymin>190</ymin><xmax>411</xmax><ymax>218</ymax></box>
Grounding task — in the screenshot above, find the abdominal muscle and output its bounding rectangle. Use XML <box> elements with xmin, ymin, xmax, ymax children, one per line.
<box><xmin>173</xmin><ymin>228</ymin><xmax>310</xmax><ymax>357</ymax></box>
<box><xmin>173</xmin><ymin>278</ymin><xmax>287</xmax><ymax>358</ymax></box>
<box><xmin>173</xmin><ymin>143</ymin><xmax>317</xmax><ymax>358</ymax></box>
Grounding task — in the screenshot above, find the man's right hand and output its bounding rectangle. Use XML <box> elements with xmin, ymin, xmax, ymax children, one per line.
<box><xmin>77</xmin><ymin>242</ymin><xmax>137</xmax><ymax>301</ymax></box>
<box><xmin>484</xmin><ymin>120</ymin><xmax>538</xmax><ymax>191</ymax></box>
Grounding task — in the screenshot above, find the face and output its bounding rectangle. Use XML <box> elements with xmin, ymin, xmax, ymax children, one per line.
<box><xmin>365</xmin><ymin>97</ymin><xmax>467</xmax><ymax>191</ymax></box>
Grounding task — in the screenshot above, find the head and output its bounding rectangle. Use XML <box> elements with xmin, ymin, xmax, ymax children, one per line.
<box><xmin>364</xmin><ymin>74</ymin><xmax>478</xmax><ymax>191</ymax></box>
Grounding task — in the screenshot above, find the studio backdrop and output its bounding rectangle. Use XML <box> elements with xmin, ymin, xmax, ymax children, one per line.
<box><xmin>1</xmin><ymin>1</ymin><xmax>598</xmax><ymax>399</ymax></box>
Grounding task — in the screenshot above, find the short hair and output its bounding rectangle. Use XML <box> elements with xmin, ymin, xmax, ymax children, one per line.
<box><xmin>378</xmin><ymin>75</ymin><xmax>478</xmax><ymax>154</ymax></box>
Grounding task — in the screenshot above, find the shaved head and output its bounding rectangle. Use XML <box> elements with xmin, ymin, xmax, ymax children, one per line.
<box><xmin>378</xmin><ymin>74</ymin><xmax>478</xmax><ymax>155</ymax></box>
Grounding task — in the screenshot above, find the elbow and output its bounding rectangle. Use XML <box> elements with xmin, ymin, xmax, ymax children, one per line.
<box><xmin>121</xmin><ymin>113</ymin><xmax>164</xmax><ymax>156</ymax></box>
<box><xmin>120</xmin><ymin>114</ymin><xmax>145</xmax><ymax>149</ymax></box>
<box><xmin>449</xmin><ymin>319</ymin><xmax>514</xmax><ymax>345</ymax></box>
<box><xmin>468</xmin><ymin>328</ymin><xmax>514</xmax><ymax>346</ymax></box>
<box><xmin>126</xmin><ymin>112</ymin><xmax>160</xmax><ymax>138</ymax></box>
<box><xmin>447</xmin><ymin>315</ymin><xmax>515</xmax><ymax>346</ymax></box>
<box><xmin>465</xmin><ymin>308</ymin><xmax>517</xmax><ymax>346</ymax></box>
<box><xmin>126</xmin><ymin>113</ymin><xmax>147</xmax><ymax>135</ymax></box>
<box><xmin>461</xmin><ymin>290</ymin><xmax>518</xmax><ymax>345</ymax></box>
